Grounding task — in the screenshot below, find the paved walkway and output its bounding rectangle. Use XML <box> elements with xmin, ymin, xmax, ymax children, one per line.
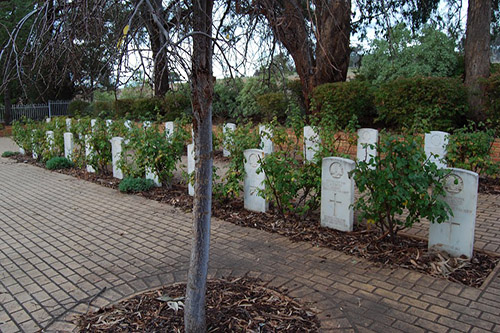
<box><xmin>1</xmin><ymin>137</ymin><xmax>500</xmax><ymax>332</ymax></box>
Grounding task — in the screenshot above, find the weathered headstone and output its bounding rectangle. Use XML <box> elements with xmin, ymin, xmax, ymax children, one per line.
<box><xmin>244</xmin><ymin>149</ymin><xmax>268</xmax><ymax>213</ymax></box>
<box><xmin>356</xmin><ymin>128</ymin><xmax>378</xmax><ymax>166</ymax></box>
<box><xmin>321</xmin><ymin>157</ymin><xmax>355</xmax><ymax>232</ymax></box>
<box><xmin>64</xmin><ymin>132</ymin><xmax>74</xmax><ymax>160</ymax></box>
<box><xmin>46</xmin><ymin>131</ymin><xmax>54</xmax><ymax>153</ymax></box>
<box><xmin>90</xmin><ymin>119</ymin><xmax>97</xmax><ymax>131</ymax></box>
<box><xmin>110</xmin><ymin>137</ymin><xmax>124</xmax><ymax>179</ymax></box>
<box><xmin>85</xmin><ymin>135</ymin><xmax>95</xmax><ymax>173</ymax></box>
<box><xmin>46</xmin><ymin>118</ymin><xmax>51</xmax><ymax>123</ymax></box>
<box><xmin>187</xmin><ymin>143</ymin><xmax>195</xmax><ymax>196</ymax></box>
<box><xmin>425</xmin><ymin>131</ymin><xmax>449</xmax><ymax>169</ymax></box>
<box><xmin>428</xmin><ymin>168</ymin><xmax>478</xmax><ymax>258</ymax></box>
<box><xmin>143</xmin><ymin>121</ymin><xmax>152</xmax><ymax>129</ymax></box>
<box><xmin>106</xmin><ymin>119</ymin><xmax>113</xmax><ymax>128</ymax></box>
<box><xmin>223</xmin><ymin>123</ymin><xmax>236</xmax><ymax>157</ymax></box>
<box><xmin>19</xmin><ymin>147</ymin><xmax>25</xmax><ymax>155</ymax></box>
<box><xmin>304</xmin><ymin>125</ymin><xmax>320</xmax><ymax>162</ymax></box>
<box><xmin>259</xmin><ymin>125</ymin><xmax>273</xmax><ymax>155</ymax></box>
<box><xmin>145</xmin><ymin>167</ymin><xmax>161</xmax><ymax>187</ymax></box>
<box><xmin>66</xmin><ymin>118</ymin><xmax>72</xmax><ymax>131</ymax></box>
<box><xmin>31</xmin><ymin>130</ymin><xmax>38</xmax><ymax>159</ymax></box>
<box><xmin>124</xmin><ymin>120</ymin><xmax>133</xmax><ymax>130</ymax></box>
<box><xmin>165</xmin><ymin>121</ymin><xmax>175</xmax><ymax>140</ymax></box>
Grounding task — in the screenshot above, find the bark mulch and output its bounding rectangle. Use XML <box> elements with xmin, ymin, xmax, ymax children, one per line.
<box><xmin>77</xmin><ymin>277</ymin><xmax>320</xmax><ymax>332</ymax></box>
<box><xmin>10</xmin><ymin>154</ymin><xmax>500</xmax><ymax>288</ymax></box>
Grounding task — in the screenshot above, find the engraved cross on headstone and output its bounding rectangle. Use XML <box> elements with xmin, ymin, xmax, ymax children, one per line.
<box><xmin>330</xmin><ymin>193</ymin><xmax>342</xmax><ymax>216</ymax></box>
<box><xmin>447</xmin><ymin>221</ymin><xmax>460</xmax><ymax>242</ymax></box>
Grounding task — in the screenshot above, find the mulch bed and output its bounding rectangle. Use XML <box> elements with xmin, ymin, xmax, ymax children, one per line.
<box><xmin>77</xmin><ymin>277</ymin><xmax>320</xmax><ymax>332</ymax></box>
<box><xmin>9</xmin><ymin>154</ymin><xmax>500</xmax><ymax>288</ymax></box>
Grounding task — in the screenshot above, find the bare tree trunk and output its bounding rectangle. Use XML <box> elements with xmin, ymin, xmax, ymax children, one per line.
<box><xmin>464</xmin><ymin>0</ymin><xmax>492</xmax><ymax>122</ymax></box>
<box><xmin>147</xmin><ymin>0</ymin><xmax>170</xmax><ymax>97</ymax></box>
<box><xmin>184</xmin><ymin>0</ymin><xmax>214</xmax><ymax>332</ymax></box>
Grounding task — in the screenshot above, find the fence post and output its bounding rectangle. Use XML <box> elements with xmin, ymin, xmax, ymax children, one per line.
<box><xmin>48</xmin><ymin>100</ymin><xmax>52</xmax><ymax>118</ymax></box>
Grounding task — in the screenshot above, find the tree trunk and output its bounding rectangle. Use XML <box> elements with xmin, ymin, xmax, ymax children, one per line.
<box><xmin>145</xmin><ymin>0</ymin><xmax>170</xmax><ymax>97</ymax></box>
<box><xmin>464</xmin><ymin>0</ymin><xmax>492</xmax><ymax>122</ymax></box>
<box><xmin>256</xmin><ymin>0</ymin><xmax>351</xmax><ymax>114</ymax></box>
<box><xmin>184</xmin><ymin>0</ymin><xmax>214</xmax><ymax>332</ymax></box>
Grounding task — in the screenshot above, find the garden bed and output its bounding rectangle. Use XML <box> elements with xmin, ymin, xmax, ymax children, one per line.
<box><xmin>77</xmin><ymin>277</ymin><xmax>320</xmax><ymax>332</ymax></box>
<box><xmin>9</xmin><ymin>154</ymin><xmax>500</xmax><ymax>288</ymax></box>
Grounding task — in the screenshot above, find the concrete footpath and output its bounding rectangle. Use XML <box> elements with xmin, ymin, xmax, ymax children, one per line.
<box><xmin>1</xmin><ymin>137</ymin><xmax>499</xmax><ymax>332</ymax></box>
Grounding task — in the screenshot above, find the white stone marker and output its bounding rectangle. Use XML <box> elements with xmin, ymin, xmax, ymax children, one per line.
<box><xmin>187</xmin><ymin>143</ymin><xmax>195</xmax><ymax>196</ymax></box>
<box><xmin>110</xmin><ymin>137</ymin><xmax>124</xmax><ymax>179</ymax></box>
<box><xmin>31</xmin><ymin>130</ymin><xmax>38</xmax><ymax>159</ymax></box>
<box><xmin>304</xmin><ymin>125</ymin><xmax>320</xmax><ymax>162</ymax></box>
<box><xmin>428</xmin><ymin>168</ymin><xmax>478</xmax><ymax>258</ymax></box>
<box><xmin>143</xmin><ymin>121</ymin><xmax>152</xmax><ymax>129</ymax></box>
<box><xmin>244</xmin><ymin>149</ymin><xmax>268</xmax><ymax>213</ymax></box>
<box><xmin>106</xmin><ymin>119</ymin><xmax>113</xmax><ymax>128</ymax></box>
<box><xmin>64</xmin><ymin>132</ymin><xmax>74</xmax><ymax>160</ymax></box>
<box><xmin>165</xmin><ymin>121</ymin><xmax>175</xmax><ymax>140</ymax></box>
<box><xmin>66</xmin><ymin>118</ymin><xmax>72</xmax><ymax>131</ymax></box>
<box><xmin>19</xmin><ymin>147</ymin><xmax>25</xmax><ymax>155</ymax></box>
<box><xmin>46</xmin><ymin>118</ymin><xmax>51</xmax><ymax>123</ymax></box>
<box><xmin>90</xmin><ymin>119</ymin><xmax>97</xmax><ymax>131</ymax></box>
<box><xmin>124</xmin><ymin>120</ymin><xmax>133</xmax><ymax>130</ymax></box>
<box><xmin>46</xmin><ymin>131</ymin><xmax>54</xmax><ymax>153</ymax></box>
<box><xmin>145</xmin><ymin>167</ymin><xmax>161</xmax><ymax>187</ymax></box>
<box><xmin>85</xmin><ymin>135</ymin><xmax>95</xmax><ymax>173</ymax></box>
<box><xmin>321</xmin><ymin>157</ymin><xmax>356</xmax><ymax>232</ymax></box>
<box><xmin>356</xmin><ymin>128</ymin><xmax>378</xmax><ymax>166</ymax></box>
<box><xmin>259</xmin><ymin>125</ymin><xmax>274</xmax><ymax>155</ymax></box>
<box><xmin>425</xmin><ymin>131</ymin><xmax>449</xmax><ymax>169</ymax></box>
<box><xmin>223</xmin><ymin>123</ymin><xmax>237</xmax><ymax>157</ymax></box>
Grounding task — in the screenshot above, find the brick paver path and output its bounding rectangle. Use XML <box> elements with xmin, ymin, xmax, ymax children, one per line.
<box><xmin>1</xmin><ymin>138</ymin><xmax>500</xmax><ymax>332</ymax></box>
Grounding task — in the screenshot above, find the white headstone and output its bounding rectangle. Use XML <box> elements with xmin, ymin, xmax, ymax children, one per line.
<box><xmin>304</xmin><ymin>126</ymin><xmax>321</xmax><ymax>162</ymax></box>
<box><xmin>85</xmin><ymin>135</ymin><xmax>95</xmax><ymax>173</ymax></box>
<box><xmin>143</xmin><ymin>121</ymin><xmax>152</xmax><ymax>129</ymax></box>
<box><xmin>223</xmin><ymin>123</ymin><xmax>237</xmax><ymax>157</ymax></box>
<box><xmin>321</xmin><ymin>157</ymin><xmax>355</xmax><ymax>232</ymax></box>
<box><xmin>425</xmin><ymin>131</ymin><xmax>449</xmax><ymax>169</ymax></box>
<box><xmin>46</xmin><ymin>131</ymin><xmax>54</xmax><ymax>153</ymax></box>
<box><xmin>165</xmin><ymin>121</ymin><xmax>175</xmax><ymax>140</ymax></box>
<box><xmin>110</xmin><ymin>137</ymin><xmax>124</xmax><ymax>179</ymax></box>
<box><xmin>259</xmin><ymin>125</ymin><xmax>274</xmax><ymax>155</ymax></box>
<box><xmin>19</xmin><ymin>147</ymin><xmax>25</xmax><ymax>155</ymax></box>
<box><xmin>64</xmin><ymin>132</ymin><xmax>74</xmax><ymax>160</ymax></box>
<box><xmin>90</xmin><ymin>119</ymin><xmax>97</xmax><ymax>131</ymax></box>
<box><xmin>357</xmin><ymin>128</ymin><xmax>378</xmax><ymax>166</ymax></box>
<box><xmin>46</xmin><ymin>118</ymin><xmax>51</xmax><ymax>123</ymax></box>
<box><xmin>124</xmin><ymin>120</ymin><xmax>133</xmax><ymax>130</ymax></box>
<box><xmin>31</xmin><ymin>130</ymin><xmax>38</xmax><ymax>159</ymax></box>
<box><xmin>106</xmin><ymin>119</ymin><xmax>113</xmax><ymax>128</ymax></box>
<box><xmin>428</xmin><ymin>168</ymin><xmax>478</xmax><ymax>258</ymax></box>
<box><xmin>187</xmin><ymin>143</ymin><xmax>195</xmax><ymax>196</ymax></box>
<box><xmin>244</xmin><ymin>149</ymin><xmax>268</xmax><ymax>213</ymax></box>
<box><xmin>66</xmin><ymin>118</ymin><xmax>72</xmax><ymax>131</ymax></box>
<box><xmin>145</xmin><ymin>167</ymin><xmax>161</xmax><ymax>187</ymax></box>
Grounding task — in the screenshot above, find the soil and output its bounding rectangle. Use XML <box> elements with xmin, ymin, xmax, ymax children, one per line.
<box><xmin>9</xmin><ymin>154</ymin><xmax>500</xmax><ymax>288</ymax></box>
<box><xmin>77</xmin><ymin>277</ymin><xmax>320</xmax><ymax>332</ymax></box>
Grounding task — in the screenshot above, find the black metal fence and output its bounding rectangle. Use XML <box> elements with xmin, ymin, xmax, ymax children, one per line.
<box><xmin>0</xmin><ymin>100</ymin><xmax>70</xmax><ymax>123</ymax></box>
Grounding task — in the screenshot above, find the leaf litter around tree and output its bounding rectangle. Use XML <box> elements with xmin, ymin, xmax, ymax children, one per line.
<box><xmin>78</xmin><ymin>277</ymin><xmax>320</xmax><ymax>332</ymax></box>
<box><xmin>10</xmin><ymin>154</ymin><xmax>500</xmax><ymax>288</ymax></box>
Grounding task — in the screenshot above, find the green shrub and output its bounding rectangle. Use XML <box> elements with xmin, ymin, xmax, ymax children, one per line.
<box><xmin>86</xmin><ymin>118</ymin><xmax>112</xmax><ymax>173</ymax></box>
<box><xmin>92</xmin><ymin>101</ymin><xmax>114</xmax><ymax>118</ymax></box>
<box><xmin>68</xmin><ymin>100</ymin><xmax>90</xmax><ymax>117</ymax></box>
<box><xmin>256</xmin><ymin>92</ymin><xmax>288</xmax><ymax>122</ymax></box>
<box><xmin>447</xmin><ymin>123</ymin><xmax>500</xmax><ymax>177</ymax></box>
<box><xmin>235</xmin><ymin>77</ymin><xmax>273</xmax><ymax>121</ymax></box>
<box><xmin>12</xmin><ymin>118</ymin><xmax>33</xmax><ymax>154</ymax></box>
<box><xmin>374</xmin><ymin>77</ymin><xmax>468</xmax><ymax>131</ymax></box>
<box><xmin>213</xmin><ymin>78</ymin><xmax>243</xmax><ymax>122</ymax></box>
<box><xmin>2</xmin><ymin>151</ymin><xmax>19</xmax><ymax>157</ymax></box>
<box><xmin>131</xmin><ymin>98</ymin><xmax>163</xmax><ymax>120</ymax></box>
<box><xmin>112</xmin><ymin>99</ymin><xmax>134</xmax><ymax>119</ymax></box>
<box><xmin>163</xmin><ymin>90</ymin><xmax>192</xmax><ymax>121</ymax></box>
<box><xmin>46</xmin><ymin>157</ymin><xmax>74</xmax><ymax>170</ymax></box>
<box><xmin>311</xmin><ymin>81</ymin><xmax>375</xmax><ymax>127</ymax></box>
<box><xmin>119</xmin><ymin>177</ymin><xmax>155</xmax><ymax>193</ymax></box>
<box><xmin>350</xmin><ymin>134</ymin><xmax>452</xmax><ymax>242</ymax></box>
<box><xmin>483</xmin><ymin>71</ymin><xmax>500</xmax><ymax>133</ymax></box>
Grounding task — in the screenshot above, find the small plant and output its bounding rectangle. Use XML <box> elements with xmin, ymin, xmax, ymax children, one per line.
<box><xmin>119</xmin><ymin>177</ymin><xmax>155</xmax><ymax>193</ymax></box>
<box><xmin>46</xmin><ymin>157</ymin><xmax>74</xmax><ymax>170</ymax></box>
<box><xmin>2</xmin><ymin>151</ymin><xmax>19</xmax><ymax>157</ymax></box>
<box><xmin>447</xmin><ymin>123</ymin><xmax>500</xmax><ymax>178</ymax></box>
<box><xmin>350</xmin><ymin>134</ymin><xmax>452</xmax><ymax>242</ymax></box>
